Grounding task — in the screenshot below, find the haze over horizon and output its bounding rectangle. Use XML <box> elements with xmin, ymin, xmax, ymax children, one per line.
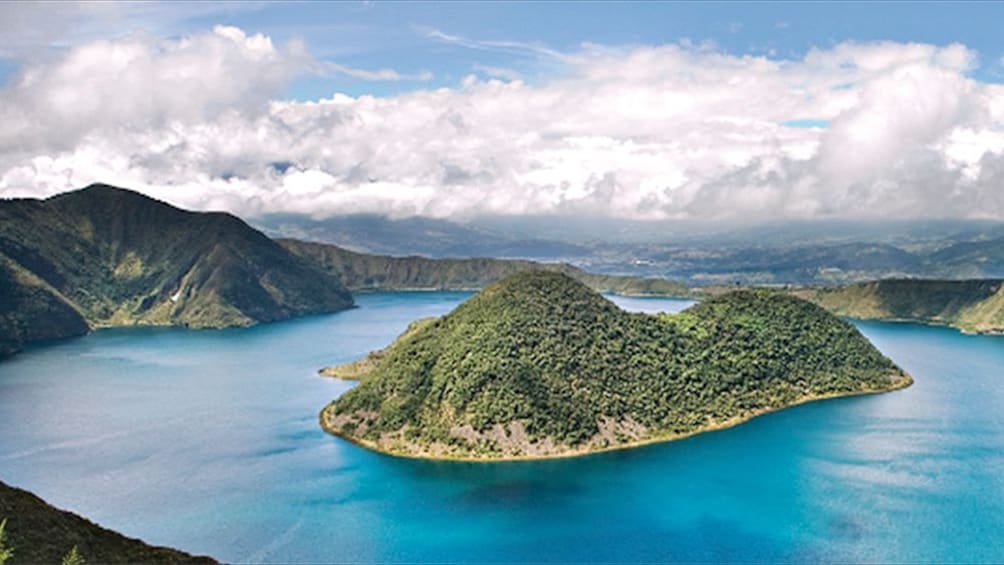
<box><xmin>2</xmin><ymin>1</ymin><xmax>1004</xmax><ymax>226</ymax></box>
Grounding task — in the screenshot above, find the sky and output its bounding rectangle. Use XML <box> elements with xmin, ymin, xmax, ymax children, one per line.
<box><xmin>1</xmin><ymin>1</ymin><xmax>1004</xmax><ymax>223</ymax></box>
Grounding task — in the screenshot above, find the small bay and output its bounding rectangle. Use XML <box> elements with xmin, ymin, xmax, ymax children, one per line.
<box><xmin>0</xmin><ymin>292</ymin><xmax>1001</xmax><ymax>563</ymax></box>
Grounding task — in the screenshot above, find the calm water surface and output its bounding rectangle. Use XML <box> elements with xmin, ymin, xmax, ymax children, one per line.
<box><xmin>1</xmin><ymin>292</ymin><xmax>1002</xmax><ymax>563</ymax></box>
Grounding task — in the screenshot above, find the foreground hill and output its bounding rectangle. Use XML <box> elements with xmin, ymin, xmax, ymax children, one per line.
<box><xmin>279</xmin><ymin>238</ymin><xmax>690</xmax><ymax>296</ymax></box>
<box><xmin>804</xmin><ymin>279</ymin><xmax>1004</xmax><ymax>334</ymax></box>
<box><xmin>0</xmin><ymin>185</ymin><xmax>353</xmax><ymax>357</ymax></box>
<box><xmin>321</xmin><ymin>271</ymin><xmax>909</xmax><ymax>460</ymax></box>
<box><xmin>0</xmin><ymin>481</ymin><xmax>214</xmax><ymax>564</ymax></box>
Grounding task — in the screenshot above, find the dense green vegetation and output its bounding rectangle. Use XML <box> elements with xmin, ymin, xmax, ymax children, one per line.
<box><xmin>0</xmin><ymin>481</ymin><xmax>215</xmax><ymax>564</ymax></box>
<box><xmin>0</xmin><ymin>258</ymin><xmax>89</xmax><ymax>358</ymax></box>
<box><xmin>322</xmin><ymin>271</ymin><xmax>909</xmax><ymax>459</ymax></box>
<box><xmin>0</xmin><ymin>184</ymin><xmax>354</xmax><ymax>357</ymax></box>
<box><xmin>805</xmin><ymin>279</ymin><xmax>1004</xmax><ymax>334</ymax></box>
<box><xmin>280</xmin><ymin>238</ymin><xmax>691</xmax><ymax>296</ymax></box>
<box><xmin>320</xmin><ymin>317</ymin><xmax>437</xmax><ymax>379</ymax></box>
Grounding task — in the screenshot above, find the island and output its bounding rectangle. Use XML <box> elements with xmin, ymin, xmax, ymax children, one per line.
<box><xmin>320</xmin><ymin>271</ymin><xmax>911</xmax><ymax>461</ymax></box>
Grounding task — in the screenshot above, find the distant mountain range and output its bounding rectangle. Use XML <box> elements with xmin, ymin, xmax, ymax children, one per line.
<box><xmin>254</xmin><ymin>213</ymin><xmax>591</xmax><ymax>259</ymax></box>
<box><xmin>279</xmin><ymin>239</ymin><xmax>689</xmax><ymax>296</ymax></box>
<box><xmin>255</xmin><ymin>212</ymin><xmax>1004</xmax><ymax>284</ymax></box>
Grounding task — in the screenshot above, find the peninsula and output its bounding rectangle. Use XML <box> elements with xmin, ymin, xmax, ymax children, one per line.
<box><xmin>320</xmin><ymin>271</ymin><xmax>911</xmax><ymax>460</ymax></box>
<box><xmin>801</xmin><ymin>279</ymin><xmax>1004</xmax><ymax>335</ymax></box>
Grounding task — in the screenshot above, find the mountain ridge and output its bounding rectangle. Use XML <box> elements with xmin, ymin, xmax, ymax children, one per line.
<box><xmin>801</xmin><ymin>278</ymin><xmax>1004</xmax><ymax>334</ymax></box>
<box><xmin>279</xmin><ymin>238</ymin><xmax>691</xmax><ymax>296</ymax></box>
<box><xmin>0</xmin><ymin>184</ymin><xmax>354</xmax><ymax>357</ymax></box>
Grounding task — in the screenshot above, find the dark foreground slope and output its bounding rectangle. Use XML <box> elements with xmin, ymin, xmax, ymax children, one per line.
<box><xmin>322</xmin><ymin>271</ymin><xmax>909</xmax><ymax>460</ymax></box>
<box><xmin>280</xmin><ymin>238</ymin><xmax>690</xmax><ymax>296</ymax></box>
<box><xmin>0</xmin><ymin>481</ymin><xmax>215</xmax><ymax>564</ymax></box>
<box><xmin>805</xmin><ymin>279</ymin><xmax>1004</xmax><ymax>334</ymax></box>
<box><xmin>0</xmin><ymin>185</ymin><xmax>353</xmax><ymax>357</ymax></box>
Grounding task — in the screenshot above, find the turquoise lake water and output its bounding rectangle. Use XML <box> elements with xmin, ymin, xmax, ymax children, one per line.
<box><xmin>1</xmin><ymin>292</ymin><xmax>1002</xmax><ymax>563</ymax></box>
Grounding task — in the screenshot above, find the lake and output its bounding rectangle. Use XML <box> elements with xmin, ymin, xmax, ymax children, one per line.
<box><xmin>0</xmin><ymin>292</ymin><xmax>1002</xmax><ymax>563</ymax></box>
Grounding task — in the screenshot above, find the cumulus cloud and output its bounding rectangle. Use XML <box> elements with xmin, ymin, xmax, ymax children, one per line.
<box><xmin>0</xmin><ymin>26</ymin><xmax>308</xmax><ymax>154</ymax></box>
<box><xmin>2</xmin><ymin>27</ymin><xmax>1004</xmax><ymax>222</ymax></box>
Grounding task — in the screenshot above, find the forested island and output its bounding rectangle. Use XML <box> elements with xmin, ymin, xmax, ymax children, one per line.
<box><xmin>321</xmin><ymin>271</ymin><xmax>911</xmax><ymax>460</ymax></box>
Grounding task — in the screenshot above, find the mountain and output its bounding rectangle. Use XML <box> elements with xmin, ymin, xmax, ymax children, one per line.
<box><xmin>803</xmin><ymin>279</ymin><xmax>1004</xmax><ymax>334</ymax></box>
<box><xmin>321</xmin><ymin>271</ymin><xmax>909</xmax><ymax>460</ymax></box>
<box><xmin>279</xmin><ymin>238</ymin><xmax>690</xmax><ymax>296</ymax></box>
<box><xmin>928</xmin><ymin>237</ymin><xmax>1004</xmax><ymax>279</ymax></box>
<box><xmin>0</xmin><ymin>481</ymin><xmax>215</xmax><ymax>564</ymax></box>
<box><xmin>253</xmin><ymin>213</ymin><xmax>590</xmax><ymax>259</ymax></box>
<box><xmin>0</xmin><ymin>256</ymin><xmax>89</xmax><ymax>358</ymax></box>
<box><xmin>259</xmin><ymin>213</ymin><xmax>1004</xmax><ymax>285</ymax></box>
<box><xmin>648</xmin><ymin>242</ymin><xmax>925</xmax><ymax>285</ymax></box>
<box><xmin>0</xmin><ymin>185</ymin><xmax>353</xmax><ymax>357</ymax></box>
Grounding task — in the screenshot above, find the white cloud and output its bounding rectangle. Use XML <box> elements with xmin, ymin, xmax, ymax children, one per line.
<box><xmin>322</xmin><ymin>61</ymin><xmax>434</xmax><ymax>82</ymax></box>
<box><xmin>2</xmin><ymin>27</ymin><xmax>1004</xmax><ymax>222</ymax></box>
<box><xmin>471</xmin><ymin>64</ymin><xmax>521</xmax><ymax>81</ymax></box>
<box><xmin>0</xmin><ymin>2</ymin><xmax>265</xmax><ymax>60</ymax></box>
<box><xmin>0</xmin><ymin>26</ymin><xmax>308</xmax><ymax>154</ymax></box>
<box><xmin>418</xmin><ymin>26</ymin><xmax>571</xmax><ymax>62</ymax></box>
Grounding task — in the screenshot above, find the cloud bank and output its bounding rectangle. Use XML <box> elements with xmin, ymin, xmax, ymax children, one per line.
<box><xmin>2</xmin><ymin>26</ymin><xmax>1003</xmax><ymax>221</ymax></box>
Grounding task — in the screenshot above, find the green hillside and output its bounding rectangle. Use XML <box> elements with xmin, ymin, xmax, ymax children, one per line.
<box><xmin>0</xmin><ymin>185</ymin><xmax>354</xmax><ymax>357</ymax></box>
<box><xmin>805</xmin><ymin>279</ymin><xmax>1004</xmax><ymax>334</ymax></box>
<box><xmin>0</xmin><ymin>481</ymin><xmax>214</xmax><ymax>564</ymax></box>
<box><xmin>279</xmin><ymin>238</ymin><xmax>690</xmax><ymax>296</ymax></box>
<box><xmin>0</xmin><ymin>257</ymin><xmax>89</xmax><ymax>358</ymax></box>
<box><xmin>321</xmin><ymin>271</ymin><xmax>909</xmax><ymax>460</ymax></box>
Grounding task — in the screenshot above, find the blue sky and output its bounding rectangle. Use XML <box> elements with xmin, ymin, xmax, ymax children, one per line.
<box><xmin>5</xmin><ymin>2</ymin><xmax>1003</xmax><ymax>98</ymax></box>
<box><xmin>2</xmin><ymin>1</ymin><xmax>1004</xmax><ymax>222</ymax></box>
<box><xmin>170</xmin><ymin>1</ymin><xmax>1004</xmax><ymax>98</ymax></box>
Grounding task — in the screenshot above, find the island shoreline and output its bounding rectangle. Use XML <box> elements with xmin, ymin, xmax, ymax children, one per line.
<box><xmin>319</xmin><ymin>372</ymin><xmax>913</xmax><ymax>463</ymax></box>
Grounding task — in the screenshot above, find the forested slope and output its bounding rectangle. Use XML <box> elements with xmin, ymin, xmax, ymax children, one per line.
<box><xmin>322</xmin><ymin>271</ymin><xmax>908</xmax><ymax>460</ymax></box>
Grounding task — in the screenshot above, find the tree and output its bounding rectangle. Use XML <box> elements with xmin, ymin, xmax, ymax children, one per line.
<box><xmin>0</xmin><ymin>519</ymin><xmax>13</xmax><ymax>565</ymax></box>
<box><xmin>61</xmin><ymin>545</ymin><xmax>85</xmax><ymax>565</ymax></box>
